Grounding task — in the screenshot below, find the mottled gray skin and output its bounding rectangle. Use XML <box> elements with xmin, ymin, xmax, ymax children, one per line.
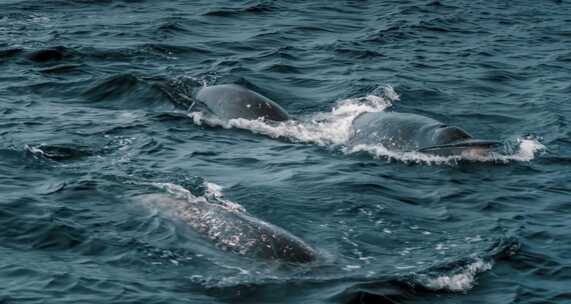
<box><xmin>195</xmin><ymin>84</ymin><xmax>289</xmax><ymax>121</ymax></box>
<box><xmin>349</xmin><ymin>111</ymin><xmax>500</xmax><ymax>155</ymax></box>
<box><xmin>141</xmin><ymin>194</ymin><xmax>317</xmax><ymax>263</ymax></box>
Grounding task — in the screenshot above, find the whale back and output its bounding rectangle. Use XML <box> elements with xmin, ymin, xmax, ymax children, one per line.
<box><xmin>349</xmin><ymin>111</ymin><xmax>502</xmax><ymax>155</ymax></box>
<box><xmin>140</xmin><ymin>194</ymin><xmax>317</xmax><ymax>263</ymax></box>
<box><xmin>349</xmin><ymin>111</ymin><xmax>446</xmax><ymax>151</ymax></box>
<box><xmin>195</xmin><ymin>84</ymin><xmax>289</xmax><ymax>121</ymax></box>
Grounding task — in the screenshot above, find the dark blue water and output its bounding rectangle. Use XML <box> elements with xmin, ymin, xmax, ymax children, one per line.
<box><xmin>1</xmin><ymin>1</ymin><xmax>570</xmax><ymax>303</ymax></box>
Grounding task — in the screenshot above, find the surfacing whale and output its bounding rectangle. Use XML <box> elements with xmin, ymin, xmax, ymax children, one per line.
<box><xmin>349</xmin><ymin>111</ymin><xmax>502</xmax><ymax>156</ymax></box>
<box><xmin>195</xmin><ymin>84</ymin><xmax>289</xmax><ymax>121</ymax></box>
<box><xmin>141</xmin><ymin>193</ymin><xmax>317</xmax><ymax>263</ymax></box>
<box><xmin>193</xmin><ymin>84</ymin><xmax>501</xmax><ymax>156</ymax></box>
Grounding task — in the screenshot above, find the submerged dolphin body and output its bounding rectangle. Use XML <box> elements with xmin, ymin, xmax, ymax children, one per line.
<box><xmin>349</xmin><ymin>111</ymin><xmax>502</xmax><ymax>156</ymax></box>
<box><xmin>141</xmin><ymin>193</ymin><xmax>317</xmax><ymax>263</ymax></box>
<box><xmin>195</xmin><ymin>84</ymin><xmax>289</xmax><ymax>121</ymax></box>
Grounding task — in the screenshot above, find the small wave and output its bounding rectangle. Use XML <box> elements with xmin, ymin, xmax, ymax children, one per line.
<box><xmin>155</xmin><ymin>20</ymin><xmax>191</xmax><ymax>35</ymax></box>
<box><xmin>1</xmin><ymin>203</ymin><xmax>86</xmax><ymax>250</ymax></box>
<box><xmin>203</xmin><ymin>3</ymin><xmax>276</xmax><ymax>17</ymax></box>
<box><xmin>81</xmin><ymin>73</ymin><xmax>173</xmax><ymax>110</ymax></box>
<box><xmin>38</xmin><ymin>63</ymin><xmax>83</xmax><ymax>74</ymax></box>
<box><xmin>0</xmin><ymin>47</ymin><xmax>23</xmax><ymax>59</ymax></box>
<box><xmin>140</xmin><ymin>43</ymin><xmax>211</xmax><ymax>58</ymax></box>
<box><xmin>10</xmin><ymin>0</ymin><xmax>114</xmax><ymax>10</ymax></box>
<box><xmin>264</xmin><ymin>63</ymin><xmax>302</xmax><ymax>74</ymax></box>
<box><xmin>24</xmin><ymin>144</ymin><xmax>94</xmax><ymax>161</ymax></box>
<box><xmin>82</xmin><ymin>73</ymin><xmax>140</xmax><ymax>101</ymax></box>
<box><xmin>73</xmin><ymin>45</ymin><xmax>185</xmax><ymax>61</ymax></box>
<box><xmin>30</xmin><ymin>221</ymin><xmax>85</xmax><ymax>250</ymax></box>
<box><xmin>27</xmin><ymin>46</ymin><xmax>74</xmax><ymax>63</ymax></box>
<box><xmin>411</xmin><ymin>236</ymin><xmax>519</xmax><ymax>292</ymax></box>
<box><xmin>20</xmin><ymin>44</ymin><xmax>209</xmax><ymax>69</ymax></box>
<box><xmin>0</xmin><ymin>146</ymin><xmax>59</xmax><ymax>168</ymax></box>
<box><xmin>419</xmin><ymin>259</ymin><xmax>493</xmax><ymax>292</ymax></box>
<box><xmin>188</xmin><ymin>85</ymin><xmax>543</xmax><ymax>164</ymax></box>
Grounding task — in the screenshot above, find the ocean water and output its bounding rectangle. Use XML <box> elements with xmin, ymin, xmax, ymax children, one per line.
<box><xmin>1</xmin><ymin>1</ymin><xmax>570</xmax><ymax>303</ymax></box>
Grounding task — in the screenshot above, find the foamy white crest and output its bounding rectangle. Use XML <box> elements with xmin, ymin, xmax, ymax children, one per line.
<box><xmin>422</xmin><ymin>259</ymin><xmax>493</xmax><ymax>292</ymax></box>
<box><xmin>452</xmin><ymin>137</ymin><xmax>545</xmax><ymax>164</ymax></box>
<box><xmin>25</xmin><ymin>144</ymin><xmax>45</xmax><ymax>156</ymax></box>
<box><xmin>189</xmin><ymin>85</ymin><xmax>544</xmax><ymax>165</ymax></box>
<box><xmin>507</xmin><ymin>138</ymin><xmax>545</xmax><ymax>162</ymax></box>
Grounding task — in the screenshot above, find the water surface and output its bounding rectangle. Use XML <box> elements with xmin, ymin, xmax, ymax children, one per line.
<box><xmin>1</xmin><ymin>1</ymin><xmax>570</xmax><ymax>303</ymax></box>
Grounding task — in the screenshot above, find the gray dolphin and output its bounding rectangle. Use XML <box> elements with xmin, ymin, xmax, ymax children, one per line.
<box><xmin>349</xmin><ymin>111</ymin><xmax>502</xmax><ymax>156</ymax></box>
<box><xmin>195</xmin><ymin>84</ymin><xmax>289</xmax><ymax>121</ymax></box>
<box><xmin>141</xmin><ymin>193</ymin><xmax>317</xmax><ymax>263</ymax></box>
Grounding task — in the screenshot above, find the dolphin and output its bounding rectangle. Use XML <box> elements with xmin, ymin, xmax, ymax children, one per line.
<box><xmin>194</xmin><ymin>84</ymin><xmax>289</xmax><ymax>121</ymax></box>
<box><xmin>140</xmin><ymin>193</ymin><xmax>317</xmax><ymax>263</ymax></box>
<box><xmin>349</xmin><ymin>111</ymin><xmax>502</xmax><ymax>156</ymax></box>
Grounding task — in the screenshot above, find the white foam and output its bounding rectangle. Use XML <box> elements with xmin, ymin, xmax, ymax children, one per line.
<box><xmin>345</xmin><ymin>144</ymin><xmax>455</xmax><ymax>165</ymax></box>
<box><xmin>508</xmin><ymin>138</ymin><xmax>545</xmax><ymax>162</ymax></box>
<box><xmin>422</xmin><ymin>259</ymin><xmax>493</xmax><ymax>292</ymax></box>
<box><xmin>346</xmin><ymin>137</ymin><xmax>544</xmax><ymax>165</ymax></box>
<box><xmin>25</xmin><ymin>144</ymin><xmax>45</xmax><ymax>156</ymax></box>
<box><xmin>188</xmin><ymin>85</ymin><xmax>544</xmax><ymax>165</ymax></box>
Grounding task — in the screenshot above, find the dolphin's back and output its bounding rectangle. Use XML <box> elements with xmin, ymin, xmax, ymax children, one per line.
<box><xmin>195</xmin><ymin>84</ymin><xmax>289</xmax><ymax>121</ymax></box>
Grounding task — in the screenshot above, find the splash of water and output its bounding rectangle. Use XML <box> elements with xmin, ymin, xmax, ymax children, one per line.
<box><xmin>419</xmin><ymin>259</ymin><xmax>493</xmax><ymax>292</ymax></box>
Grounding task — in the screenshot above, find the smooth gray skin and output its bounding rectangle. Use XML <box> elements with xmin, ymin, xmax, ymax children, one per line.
<box><xmin>349</xmin><ymin>111</ymin><xmax>501</xmax><ymax>155</ymax></box>
<box><xmin>141</xmin><ymin>194</ymin><xmax>317</xmax><ymax>263</ymax></box>
<box><xmin>195</xmin><ymin>84</ymin><xmax>289</xmax><ymax>121</ymax></box>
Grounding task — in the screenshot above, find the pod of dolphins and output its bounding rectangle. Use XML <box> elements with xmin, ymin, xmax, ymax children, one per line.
<box><xmin>150</xmin><ymin>84</ymin><xmax>503</xmax><ymax>263</ymax></box>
